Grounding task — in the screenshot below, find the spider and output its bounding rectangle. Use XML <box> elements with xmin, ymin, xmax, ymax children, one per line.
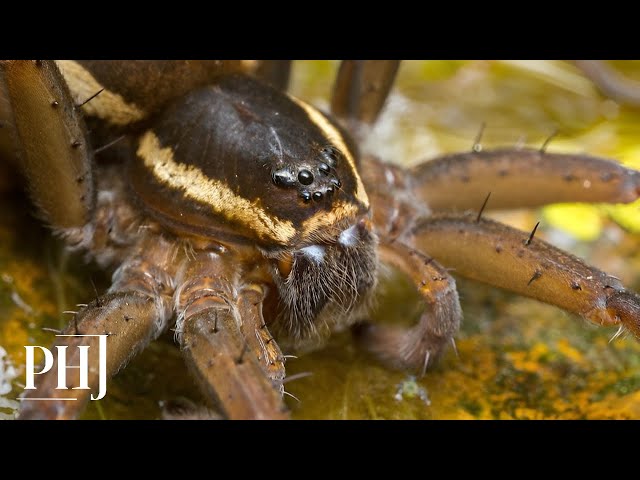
<box><xmin>2</xmin><ymin>60</ymin><xmax>640</xmax><ymax>420</ymax></box>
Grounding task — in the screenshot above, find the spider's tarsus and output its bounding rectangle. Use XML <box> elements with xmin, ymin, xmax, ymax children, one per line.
<box><xmin>524</xmin><ymin>221</ymin><xmax>540</xmax><ymax>246</ymax></box>
<box><xmin>605</xmin><ymin>290</ymin><xmax>640</xmax><ymax>338</ymax></box>
<box><xmin>476</xmin><ymin>191</ymin><xmax>491</xmax><ymax>223</ymax></box>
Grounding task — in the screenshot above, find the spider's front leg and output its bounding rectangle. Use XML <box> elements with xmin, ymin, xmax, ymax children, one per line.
<box><xmin>355</xmin><ymin>241</ymin><xmax>461</xmax><ymax>372</ymax></box>
<box><xmin>18</xmin><ymin>293</ymin><xmax>170</xmax><ymax>420</ymax></box>
<box><xmin>175</xmin><ymin>249</ymin><xmax>288</xmax><ymax>420</ymax></box>
<box><xmin>18</xmin><ymin>238</ymin><xmax>175</xmax><ymax>419</ymax></box>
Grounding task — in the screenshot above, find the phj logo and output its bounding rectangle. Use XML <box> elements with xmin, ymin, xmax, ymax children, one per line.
<box><xmin>22</xmin><ymin>334</ymin><xmax>107</xmax><ymax>401</ymax></box>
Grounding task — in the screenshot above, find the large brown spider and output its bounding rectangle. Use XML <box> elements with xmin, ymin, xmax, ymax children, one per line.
<box><xmin>2</xmin><ymin>60</ymin><xmax>640</xmax><ymax>420</ymax></box>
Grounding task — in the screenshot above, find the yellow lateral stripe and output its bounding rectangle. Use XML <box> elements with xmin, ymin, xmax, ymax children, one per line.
<box><xmin>301</xmin><ymin>201</ymin><xmax>361</xmax><ymax>238</ymax></box>
<box><xmin>137</xmin><ymin>131</ymin><xmax>297</xmax><ymax>244</ymax></box>
<box><xmin>55</xmin><ymin>60</ymin><xmax>147</xmax><ymax>126</ymax></box>
<box><xmin>288</xmin><ymin>96</ymin><xmax>369</xmax><ymax>207</ymax></box>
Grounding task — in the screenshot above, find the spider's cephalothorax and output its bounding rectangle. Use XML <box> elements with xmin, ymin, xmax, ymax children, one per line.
<box><xmin>3</xmin><ymin>60</ymin><xmax>640</xmax><ymax>420</ymax></box>
<box><xmin>130</xmin><ymin>74</ymin><xmax>378</xmax><ymax>341</ymax></box>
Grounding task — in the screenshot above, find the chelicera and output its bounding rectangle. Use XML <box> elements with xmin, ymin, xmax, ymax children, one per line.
<box><xmin>2</xmin><ymin>60</ymin><xmax>640</xmax><ymax>420</ymax></box>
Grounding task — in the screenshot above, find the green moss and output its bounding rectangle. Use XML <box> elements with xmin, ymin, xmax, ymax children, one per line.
<box><xmin>591</xmin><ymin>374</ymin><xmax>640</xmax><ymax>402</ymax></box>
<box><xmin>459</xmin><ymin>397</ymin><xmax>483</xmax><ymax>417</ymax></box>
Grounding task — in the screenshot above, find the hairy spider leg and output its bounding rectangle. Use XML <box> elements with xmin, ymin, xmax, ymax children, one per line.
<box><xmin>354</xmin><ymin>241</ymin><xmax>462</xmax><ymax>373</ymax></box>
<box><xmin>175</xmin><ymin>250</ymin><xmax>288</xmax><ymax>420</ymax></box>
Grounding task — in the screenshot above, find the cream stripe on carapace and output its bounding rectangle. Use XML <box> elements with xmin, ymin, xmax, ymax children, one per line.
<box><xmin>138</xmin><ymin>131</ymin><xmax>297</xmax><ymax>244</ymax></box>
<box><xmin>301</xmin><ymin>201</ymin><xmax>361</xmax><ymax>239</ymax></box>
<box><xmin>288</xmin><ymin>96</ymin><xmax>369</xmax><ymax>208</ymax></box>
<box><xmin>55</xmin><ymin>60</ymin><xmax>146</xmax><ymax>126</ymax></box>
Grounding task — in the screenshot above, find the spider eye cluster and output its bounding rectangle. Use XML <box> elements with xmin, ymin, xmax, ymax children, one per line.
<box><xmin>271</xmin><ymin>145</ymin><xmax>343</xmax><ymax>203</ymax></box>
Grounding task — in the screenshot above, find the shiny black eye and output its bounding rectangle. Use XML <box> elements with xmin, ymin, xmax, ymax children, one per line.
<box><xmin>312</xmin><ymin>192</ymin><xmax>323</xmax><ymax>201</ymax></box>
<box><xmin>272</xmin><ymin>169</ymin><xmax>295</xmax><ymax>187</ymax></box>
<box><xmin>321</xmin><ymin>146</ymin><xmax>340</xmax><ymax>167</ymax></box>
<box><xmin>330</xmin><ymin>178</ymin><xmax>342</xmax><ymax>188</ymax></box>
<box><xmin>298</xmin><ymin>169</ymin><xmax>314</xmax><ymax>185</ymax></box>
<box><xmin>318</xmin><ymin>163</ymin><xmax>330</xmax><ymax>175</ymax></box>
<box><xmin>301</xmin><ymin>191</ymin><xmax>312</xmax><ymax>202</ymax></box>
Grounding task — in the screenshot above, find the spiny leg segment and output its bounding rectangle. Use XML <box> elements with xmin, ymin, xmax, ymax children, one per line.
<box><xmin>18</xmin><ymin>245</ymin><xmax>174</xmax><ymax>419</ymax></box>
<box><xmin>409</xmin><ymin>214</ymin><xmax>640</xmax><ymax>339</ymax></box>
<box><xmin>355</xmin><ymin>241</ymin><xmax>462</xmax><ymax>373</ymax></box>
<box><xmin>410</xmin><ymin>148</ymin><xmax>640</xmax><ymax>212</ymax></box>
<box><xmin>362</xmin><ymin>143</ymin><xmax>640</xmax><ymax>372</ymax></box>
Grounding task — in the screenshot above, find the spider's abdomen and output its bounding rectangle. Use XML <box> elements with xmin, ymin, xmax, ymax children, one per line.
<box><xmin>56</xmin><ymin>60</ymin><xmax>248</xmax><ymax>127</ymax></box>
<box><xmin>129</xmin><ymin>74</ymin><xmax>369</xmax><ymax>248</ymax></box>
